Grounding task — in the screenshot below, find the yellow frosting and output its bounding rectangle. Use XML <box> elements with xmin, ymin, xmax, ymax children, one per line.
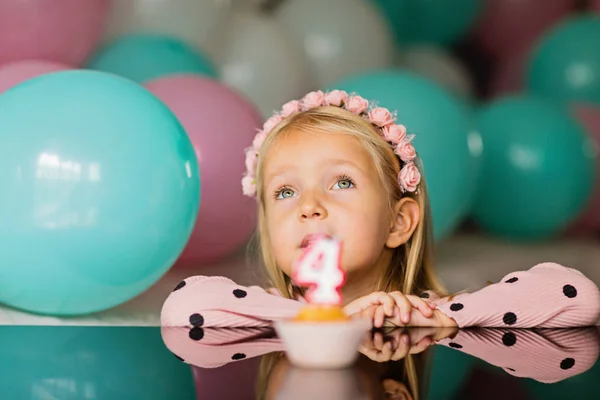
<box><xmin>293</xmin><ymin>304</ymin><xmax>349</xmax><ymax>322</ymax></box>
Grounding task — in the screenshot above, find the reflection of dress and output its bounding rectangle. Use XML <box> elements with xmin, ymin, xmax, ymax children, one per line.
<box><xmin>161</xmin><ymin>326</ymin><xmax>599</xmax><ymax>384</ymax></box>
<box><xmin>161</xmin><ymin>263</ymin><xmax>600</xmax><ymax>328</ymax></box>
<box><xmin>435</xmin><ymin>328</ymin><xmax>599</xmax><ymax>383</ymax></box>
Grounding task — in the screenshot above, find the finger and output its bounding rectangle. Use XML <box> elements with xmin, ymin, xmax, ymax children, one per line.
<box><xmin>389</xmin><ymin>292</ymin><xmax>413</xmax><ymax>324</ymax></box>
<box><xmin>407</xmin><ymin>295</ymin><xmax>434</xmax><ymax>318</ymax></box>
<box><xmin>409</xmin><ymin>336</ymin><xmax>434</xmax><ymax>355</ymax></box>
<box><xmin>344</xmin><ymin>292</ymin><xmax>395</xmax><ymax>316</ymax></box>
<box><xmin>391</xmin><ymin>333</ymin><xmax>411</xmax><ymax>361</ymax></box>
<box><xmin>373</xmin><ymin>332</ymin><xmax>385</xmax><ymax>351</ymax></box>
<box><xmin>374</xmin><ymin>305</ymin><xmax>386</xmax><ymax>328</ymax></box>
<box><xmin>358</xmin><ymin>345</ymin><xmax>380</xmax><ymax>362</ymax></box>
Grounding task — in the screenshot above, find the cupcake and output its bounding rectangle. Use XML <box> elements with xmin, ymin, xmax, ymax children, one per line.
<box><xmin>274</xmin><ymin>236</ymin><xmax>371</xmax><ymax>369</ymax></box>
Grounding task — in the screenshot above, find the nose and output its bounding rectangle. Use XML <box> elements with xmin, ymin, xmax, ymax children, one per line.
<box><xmin>299</xmin><ymin>193</ymin><xmax>328</xmax><ymax>221</ymax></box>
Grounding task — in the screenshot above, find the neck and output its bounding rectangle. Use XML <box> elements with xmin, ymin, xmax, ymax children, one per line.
<box><xmin>341</xmin><ymin>249</ymin><xmax>392</xmax><ymax>305</ymax></box>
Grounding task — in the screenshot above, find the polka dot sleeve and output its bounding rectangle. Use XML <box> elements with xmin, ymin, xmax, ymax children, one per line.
<box><xmin>436</xmin><ymin>328</ymin><xmax>599</xmax><ymax>383</ymax></box>
<box><xmin>435</xmin><ymin>263</ymin><xmax>600</xmax><ymax>328</ymax></box>
<box><xmin>161</xmin><ymin>275</ymin><xmax>303</xmax><ymax>328</ymax></box>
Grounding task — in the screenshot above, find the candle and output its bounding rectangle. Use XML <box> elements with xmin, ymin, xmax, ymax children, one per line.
<box><xmin>292</xmin><ymin>236</ymin><xmax>346</xmax><ymax>305</ymax></box>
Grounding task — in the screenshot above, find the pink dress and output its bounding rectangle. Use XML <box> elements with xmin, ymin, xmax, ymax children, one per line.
<box><xmin>161</xmin><ymin>262</ymin><xmax>600</xmax><ymax>329</ymax></box>
<box><xmin>160</xmin><ymin>262</ymin><xmax>600</xmax><ymax>384</ymax></box>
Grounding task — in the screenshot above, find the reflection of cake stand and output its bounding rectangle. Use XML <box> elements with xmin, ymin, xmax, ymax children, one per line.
<box><xmin>274</xmin><ymin>304</ymin><xmax>371</xmax><ymax>369</ymax></box>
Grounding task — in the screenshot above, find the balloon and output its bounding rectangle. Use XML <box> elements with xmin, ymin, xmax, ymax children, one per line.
<box><xmin>86</xmin><ymin>34</ymin><xmax>218</xmax><ymax>83</ymax></box>
<box><xmin>473</xmin><ymin>0</ymin><xmax>575</xmax><ymax>60</ymax></box>
<box><xmin>0</xmin><ymin>70</ymin><xmax>200</xmax><ymax>315</ymax></box>
<box><xmin>488</xmin><ymin>44</ymin><xmax>528</xmax><ymax>99</ymax></box>
<box><xmin>275</xmin><ymin>0</ymin><xmax>394</xmax><ymax>88</ymax></box>
<box><xmin>473</xmin><ymin>96</ymin><xmax>596</xmax><ymax>240</ymax></box>
<box><xmin>331</xmin><ymin>70</ymin><xmax>479</xmax><ymax>241</ymax></box>
<box><xmin>395</xmin><ymin>46</ymin><xmax>474</xmax><ymax>101</ymax></box>
<box><xmin>213</xmin><ymin>9</ymin><xmax>313</xmax><ymax>118</ymax></box>
<box><xmin>103</xmin><ymin>0</ymin><xmax>230</xmax><ymax>61</ymax></box>
<box><xmin>372</xmin><ymin>0</ymin><xmax>484</xmax><ymax>46</ymax></box>
<box><xmin>565</xmin><ymin>103</ymin><xmax>600</xmax><ymax>235</ymax></box>
<box><xmin>0</xmin><ymin>326</ymin><xmax>196</xmax><ymax>399</ymax></box>
<box><xmin>527</xmin><ymin>15</ymin><xmax>600</xmax><ymax>104</ymax></box>
<box><xmin>0</xmin><ymin>0</ymin><xmax>109</xmax><ymax>66</ymax></box>
<box><xmin>0</xmin><ymin>60</ymin><xmax>72</xmax><ymax>94</ymax></box>
<box><xmin>145</xmin><ymin>75</ymin><xmax>260</xmax><ymax>265</ymax></box>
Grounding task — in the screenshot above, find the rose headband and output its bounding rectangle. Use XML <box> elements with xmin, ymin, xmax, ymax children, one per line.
<box><xmin>242</xmin><ymin>90</ymin><xmax>421</xmax><ymax>198</ymax></box>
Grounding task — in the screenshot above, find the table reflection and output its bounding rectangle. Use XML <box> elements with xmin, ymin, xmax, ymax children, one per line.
<box><xmin>162</xmin><ymin>326</ymin><xmax>600</xmax><ymax>400</ymax></box>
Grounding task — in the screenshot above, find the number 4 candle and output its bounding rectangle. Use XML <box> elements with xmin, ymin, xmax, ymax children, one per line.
<box><xmin>292</xmin><ymin>235</ymin><xmax>346</xmax><ymax>306</ymax></box>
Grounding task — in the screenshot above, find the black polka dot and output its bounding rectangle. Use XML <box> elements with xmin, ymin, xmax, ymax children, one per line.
<box><xmin>506</xmin><ymin>368</ymin><xmax>515</xmax><ymax>372</ymax></box>
<box><xmin>560</xmin><ymin>358</ymin><xmax>575</xmax><ymax>370</ymax></box>
<box><xmin>233</xmin><ymin>289</ymin><xmax>247</xmax><ymax>298</ymax></box>
<box><xmin>189</xmin><ymin>327</ymin><xmax>204</xmax><ymax>341</ymax></box>
<box><xmin>174</xmin><ymin>354</ymin><xmax>184</xmax><ymax>362</ymax></box>
<box><xmin>173</xmin><ymin>280</ymin><xmax>186</xmax><ymax>291</ymax></box>
<box><xmin>450</xmin><ymin>303</ymin><xmax>464</xmax><ymax>312</ymax></box>
<box><xmin>563</xmin><ymin>285</ymin><xmax>577</xmax><ymax>298</ymax></box>
<box><xmin>505</xmin><ymin>277</ymin><xmax>518</xmax><ymax>283</ymax></box>
<box><xmin>189</xmin><ymin>313</ymin><xmax>204</xmax><ymax>327</ymax></box>
<box><xmin>502</xmin><ymin>332</ymin><xmax>517</xmax><ymax>346</ymax></box>
<box><xmin>419</xmin><ymin>292</ymin><xmax>430</xmax><ymax>299</ymax></box>
<box><xmin>449</xmin><ymin>342</ymin><xmax>463</xmax><ymax>349</ymax></box>
<box><xmin>232</xmin><ymin>353</ymin><xmax>247</xmax><ymax>360</ymax></box>
<box><xmin>503</xmin><ymin>312</ymin><xmax>517</xmax><ymax>325</ymax></box>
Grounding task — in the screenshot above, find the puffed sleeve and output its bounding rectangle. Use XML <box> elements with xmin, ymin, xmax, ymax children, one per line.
<box><xmin>160</xmin><ymin>275</ymin><xmax>303</xmax><ymax>328</ymax></box>
<box><xmin>434</xmin><ymin>263</ymin><xmax>600</xmax><ymax>328</ymax></box>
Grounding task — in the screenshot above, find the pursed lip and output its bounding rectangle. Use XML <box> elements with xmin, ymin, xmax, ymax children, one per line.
<box><xmin>299</xmin><ymin>233</ymin><xmax>332</xmax><ymax>251</ymax></box>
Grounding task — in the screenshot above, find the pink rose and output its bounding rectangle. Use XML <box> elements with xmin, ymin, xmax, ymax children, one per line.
<box><xmin>395</xmin><ymin>142</ymin><xmax>416</xmax><ymax>162</ymax></box>
<box><xmin>241</xmin><ymin>175</ymin><xmax>256</xmax><ymax>197</ymax></box>
<box><xmin>281</xmin><ymin>100</ymin><xmax>302</xmax><ymax>117</ymax></box>
<box><xmin>382</xmin><ymin>124</ymin><xmax>406</xmax><ymax>144</ymax></box>
<box><xmin>252</xmin><ymin>131</ymin><xmax>267</xmax><ymax>151</ymax></box>
<box><xmin>398</xmin><ymin>162</ymin><xmax>421</xmax><ymax>193</ymax></box>
<box><xmin>245</xmin><ymin>149</ymin><xmax>258</xmax><ymax>173</ymax></box>
<box><xmin>263</xmin><ymin>114</ymin><xmax>284</xmax><ymax>133</ymax></box>
<box><xmin>325</xmin><ymin>90</ymin><xmax>348</xmax><ymax>106</ymax></box>
<box><xmin>368</xmin><ymin>107</ymin><xmax>394</xmax><ymax>127</ymax></box>
<box><xmin>345</xmin><ymin>95</ymin><xmax>369</xmax><ymax>114</ymax></box>
<box><xmin>302</xmin><ymin>90</ymin><xmax>326</xmax><ymax>109</ymax></box>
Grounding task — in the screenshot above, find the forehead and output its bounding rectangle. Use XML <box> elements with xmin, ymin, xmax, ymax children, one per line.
<box><xmin>262</xmin><ymin>128</ymin><xmax>374</xmax><ymax>176</ymax></box>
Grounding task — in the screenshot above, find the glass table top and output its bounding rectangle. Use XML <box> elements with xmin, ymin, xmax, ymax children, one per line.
<box><xmin>0</xmin><ymin>325</ymin><xmax>598</xmax><ymax>399</ymax></box>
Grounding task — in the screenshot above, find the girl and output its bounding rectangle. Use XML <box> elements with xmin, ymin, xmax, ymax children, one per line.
<box><xmin>161</xmin><ymin>89</ymin><xmax>600</xmax><ymax>330</ymax></box>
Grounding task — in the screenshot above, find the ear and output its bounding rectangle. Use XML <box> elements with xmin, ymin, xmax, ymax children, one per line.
<box><xmin>385</xmin><ymin>197</ymin><xmax>420</xmax><ymax>249</ymax></box>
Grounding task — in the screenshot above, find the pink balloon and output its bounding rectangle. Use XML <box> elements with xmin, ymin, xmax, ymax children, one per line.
<box><xmin>0</xmin><ymin>0</ymin><xmax>109</xmax><ymax>66</ymax></box>
<box><xmin>145</xmin><ymin>75</ymin><xmax>262</xmax><ymax>266</ymax></box>
<box><xmin>566</xmin><ymin>103</ymin><xmax>600</xmax><ymax>235</ymax></box>
<box><xmin>473</xmin><ymin>0</ymin><xmax>576</xmax><ymax>60</ymax></box>
<box><xmin>488</xmin><ymin>44</ymin><xmax>528</xmax><ymax>99</ymax></box>
<box><xmin>0</xmin><ymin>60</ymin><xmax>72</xmax><ymax>94</ymax></box>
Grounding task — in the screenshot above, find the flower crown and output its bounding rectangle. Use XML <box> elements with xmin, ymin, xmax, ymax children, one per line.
<box><xmin>242</xmin><ymin>89</ymin><xmax>421</xmax><ymax>198</ymax></box>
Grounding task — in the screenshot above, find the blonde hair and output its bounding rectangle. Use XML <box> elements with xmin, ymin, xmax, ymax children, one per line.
<box><xmin>249</xmin><ymin>106</ymin><xmax>447</xmax><ymax>299</ymax></box>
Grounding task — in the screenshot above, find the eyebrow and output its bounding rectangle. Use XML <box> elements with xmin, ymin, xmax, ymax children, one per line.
<box><xmin>265</xmin><ymin>158</ymin><xmax>364</xmax><ymax>179</ymax></box>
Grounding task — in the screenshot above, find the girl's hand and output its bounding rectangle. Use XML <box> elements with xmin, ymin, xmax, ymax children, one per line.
<box><xmin>344</xmin><ymin>291</ymin><xmax>436</xmax><ymax>328</ymax></box>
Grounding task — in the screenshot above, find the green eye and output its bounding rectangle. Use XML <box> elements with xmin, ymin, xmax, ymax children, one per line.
<box><xmin>274</xmin><ymin>187</ymin><xmax>296</xmax><ymax>199</ymax></box>
<box><xmin>333</xmin><ymin>176</ymin><xmax>355</xmax><ymax>190</ymax></box>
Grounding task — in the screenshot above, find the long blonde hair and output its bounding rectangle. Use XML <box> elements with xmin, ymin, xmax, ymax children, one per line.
<box><xmin>249</xmin><ymin>106</ymin><xmax>447</xmax><ymax>299</ymax></box>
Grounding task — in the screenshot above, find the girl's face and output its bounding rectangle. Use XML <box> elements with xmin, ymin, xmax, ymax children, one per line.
<box><xmin>261</xmin><ymin>128</ymin><xmax>394</xmax><ymax>280</ymax></box>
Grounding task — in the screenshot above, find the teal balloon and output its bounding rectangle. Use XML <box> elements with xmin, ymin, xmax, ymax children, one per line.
<box><xmin>0</xmin><ymin>70</ymin><xmax>200</xmax><ymax>315</ymax></box>
<box><xmin>473</xmin><ymin>96</ymin><xmax>596</xmax><ymax>240</ymax></box>
<box><xmin>372</xmin><ymin>0</ymin><xmax>484</xmax><ymax>46</ymax></box>
<box><xmin>331</xmin><ymin>70</ymin><xmax>479</xmax><ymax>241</ymax></box>
<box><xmin>527</xmin><ymin>15</ymin><xmax>600</xmax><ymax>104</ymax></box>
<box><xmin>86</xmin><ymin>34</ymin><xmax>218</xmax><ymax>83</ymax></box>
<box><xmin>0</xmin><ymin>326</ymin><xmax>196</xmax><ymax>399</ymax></box>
